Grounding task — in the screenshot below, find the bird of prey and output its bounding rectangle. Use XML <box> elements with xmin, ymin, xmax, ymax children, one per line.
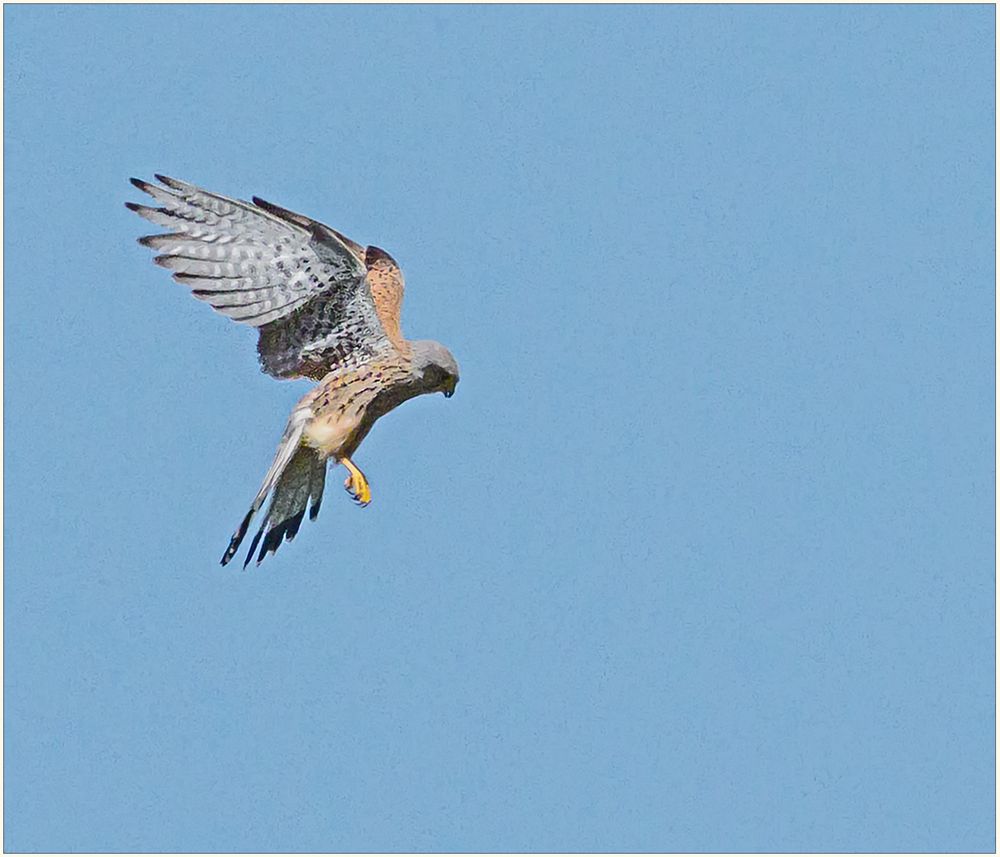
<box><xmin>127</xmin><ymin>175</ymin><xmax>459</xmax><ymax>567</ymax></box>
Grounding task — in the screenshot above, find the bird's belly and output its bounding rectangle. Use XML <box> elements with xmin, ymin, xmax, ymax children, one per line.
<box><xmin>302</xmin><ymin>410</ymin><xmax>362</xmax><ymax>457</ymax></box>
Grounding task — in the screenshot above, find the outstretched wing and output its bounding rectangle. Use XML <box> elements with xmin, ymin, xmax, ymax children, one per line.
<box><xmin>246</xmin><ymin>195</ymin><xmax>408</xmax><ymax>370</ymax></box>
<box><xmin>128</xmin><ymin>175</ymin><xmax>395</xmax><ymax>378</ymax></box>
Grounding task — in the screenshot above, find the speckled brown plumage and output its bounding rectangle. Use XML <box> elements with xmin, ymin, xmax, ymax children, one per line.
<box><xmin>128</xmin><ymin>175</ymin><xmax>460</xmax><ymax>568</ymax></box>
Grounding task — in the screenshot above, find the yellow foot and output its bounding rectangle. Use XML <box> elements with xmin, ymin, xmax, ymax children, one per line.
<box><xmin>341</xmin><ymin>458</ymin><xmax>372</xmax><ymax>507</ymax></box>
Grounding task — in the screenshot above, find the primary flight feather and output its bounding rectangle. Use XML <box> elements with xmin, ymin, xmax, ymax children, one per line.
<box><xmin>127</xmin><ymin>175</ymin><xmax>460</xmax><ymax>567</ymax></box>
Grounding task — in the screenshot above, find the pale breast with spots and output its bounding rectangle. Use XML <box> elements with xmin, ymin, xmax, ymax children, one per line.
<box><xmin>302</xmin><ymin>406</ymin><xmax>363</xmax><ymax>456</ymax></box>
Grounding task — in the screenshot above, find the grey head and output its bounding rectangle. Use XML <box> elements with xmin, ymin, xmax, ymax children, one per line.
<box><xmin>410</xmin><ymin>339</ymin><xmax>460</xmax><ymax>397</ymax></box>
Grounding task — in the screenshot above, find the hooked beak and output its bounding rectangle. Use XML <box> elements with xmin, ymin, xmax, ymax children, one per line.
<box><xmin>442</xmin><ymin>378</ymin><xmax>457</xmax><ymax>398</ymax></box>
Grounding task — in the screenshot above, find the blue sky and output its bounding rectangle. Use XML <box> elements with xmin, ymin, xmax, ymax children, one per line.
<box><xmin>3</xmin><ymin>4</ymin><xmax>994</xmax><ymax>852</ymax></box>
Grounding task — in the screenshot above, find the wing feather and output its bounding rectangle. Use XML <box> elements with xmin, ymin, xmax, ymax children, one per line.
<box><xmin>252</xmin><ymin>196</ymin><xmax>367</xmax><ymax>263</ymax></box>
<box><xmin>128</xmin><ymin>175</ymin><xmax>397</xmax><ymax>376</ymax></box>
<box><xmin>365</xmin><ymin>246</ymin><xmax>406</xmax><ymax>351</ymax></box>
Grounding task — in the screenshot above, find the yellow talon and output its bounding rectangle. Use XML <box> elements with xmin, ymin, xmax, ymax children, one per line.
<box><xmin>341</xmin><ymin>457</ymin><xmax>372</xmax><ymax>507</ymax></box>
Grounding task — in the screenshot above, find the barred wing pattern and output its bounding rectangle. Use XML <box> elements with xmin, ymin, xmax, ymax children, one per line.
<box><xmin>128</xmin><ymin>175</ymin><xmax>395</xmax><ymax>378</ymax></box>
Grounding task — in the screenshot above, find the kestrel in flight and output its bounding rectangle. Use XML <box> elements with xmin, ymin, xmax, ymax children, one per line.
<box><xmin>127</xmin><ymin>175</ymin><xmax>459</xmax><ymax>567</ymax></box>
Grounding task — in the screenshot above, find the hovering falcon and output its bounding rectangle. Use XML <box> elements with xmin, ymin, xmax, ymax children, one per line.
<box><xmin>127</xmin><ymin>175</ymin><xmax>459</xmax><ymax>567</ymax></box>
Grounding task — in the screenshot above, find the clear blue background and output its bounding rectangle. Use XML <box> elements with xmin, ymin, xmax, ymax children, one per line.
<box><xmin>4</xmin><ymin>5</ymin><xmax>995</xmax><ymax>852</ymax></box>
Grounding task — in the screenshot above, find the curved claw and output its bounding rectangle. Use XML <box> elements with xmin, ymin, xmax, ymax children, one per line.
<box><xmin>344</xmin><ymin>476</ymin><xmax>371</xmax><ymax>507</ymax></box>
<box><xmin>341</xmin><ymin>458</ymin><xmax>372</xmax><ymax>507</ymax></box>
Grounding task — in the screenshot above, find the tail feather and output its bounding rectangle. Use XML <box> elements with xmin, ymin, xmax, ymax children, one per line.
<box><xmin>308</xmin><ymin>452</ymin><xmax>326</xmax><ymax>520</ymax></box>
<box><xmin>220</xmin><ymin>406</ymin><xmax>324</xmax><ymax>567</ymax></box>
<box><xmin>248</xmin><ymin>454</ymin><xmax>327</xmax><ymax>566</ymax></box>
<box><xmin>246</xmin><ymin>448</ymin><xmax>317</xmax><ymax>567</ymax></box>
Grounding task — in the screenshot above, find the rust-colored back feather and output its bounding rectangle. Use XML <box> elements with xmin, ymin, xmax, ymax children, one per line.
<box><xmin>365</xmin><ymin>246</ymin><xmax>406</xmax><ymax>351</ymax></box>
